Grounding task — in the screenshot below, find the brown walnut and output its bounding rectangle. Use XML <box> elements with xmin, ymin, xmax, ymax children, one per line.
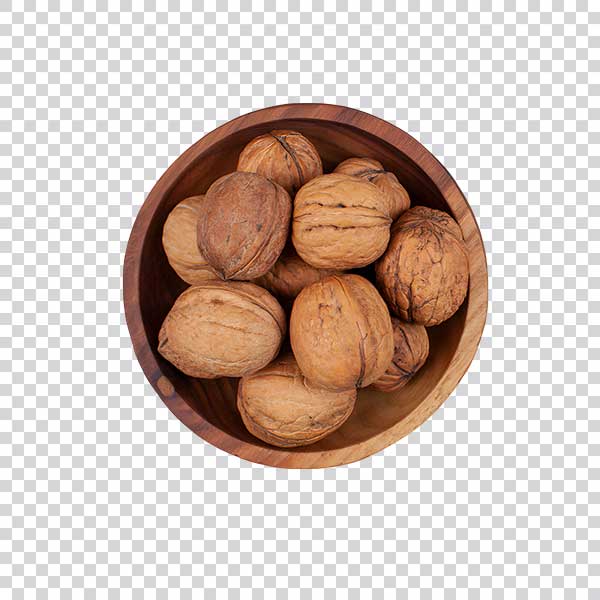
<box><xmin>334</xmin><ymin>157</ymin><xmax>410</xmax><ymax>220</ymax></box>
<box><xmin>237</xmin><ymin>354</ymin><xmax>357</xmax><ymax>447</ymax></box>
<box><xmin>158</xmin><ymin>281</ymin><xmax>286</xmax><ymax>378</ymax></box>
<box><xmin>253</xmin><ymin>245</ymin><xmax>341</xmax><ymax>301</ymax></box>
<box><xmin>290</xmin><ymin>274</ymin><xmax>394</xmax><ymax>391</ymax></box>
<box><xmin>162</xmin><ymin>195</ymin><xmax>219</xmax><ymax>285</ymax></box>
<box><xmin>375</xmin><ymin>206</ymin><xmax>469</xmax><ymax>326</ymax></box>
<box><xmin>292</xmin><ymin>173</ymin><xmax>392</xmax><ymax>269</ymax></box>
<box><xmin>371</xmin><ymin>318</ymin><xmax>429</xmax><ymax>392</ymax></box>
<box><xmin>197</xmin><ymin>172</ymin><xmax>291</xmax><ymax>280</ymax></box>
<box><xmin>237</xmin><ymin>130</ymin><xmax>323</xmax><ymax>195</ymax></box>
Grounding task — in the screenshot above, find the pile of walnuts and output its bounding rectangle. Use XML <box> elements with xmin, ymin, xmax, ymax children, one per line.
<box><xmin>160</xmin><ymin>130</ymin><xmax>469</xmax><ymax>447</ymax></box>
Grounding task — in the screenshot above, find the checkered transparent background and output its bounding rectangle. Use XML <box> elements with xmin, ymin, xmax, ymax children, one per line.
<box><xmin>1</xmin><ymin>2</ymin><xmax>598</xmax><ymax>597</ymax></box>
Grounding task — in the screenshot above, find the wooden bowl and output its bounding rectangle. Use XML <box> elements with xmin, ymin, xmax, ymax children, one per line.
<box><xmin>123</xmin><ymin>104</ymin><xmax>487</xmax><ymax>468</ymax></box>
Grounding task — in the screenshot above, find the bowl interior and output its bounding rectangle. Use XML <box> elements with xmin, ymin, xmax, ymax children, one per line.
<box><xmin>137</xmin><ymin>117</ymin><xmax>469</xmax><ymax>457</ymax></box>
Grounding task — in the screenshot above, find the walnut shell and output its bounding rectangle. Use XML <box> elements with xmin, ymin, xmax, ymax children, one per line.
<box><xmin>334</xmin><ymin>157</ymin><xmax>410</xmax><ymax>220</ymax></box>
<box><xmin>237</xmin><ymin>354</ymin><xmax>357</xmax><ymax>447</ymax></box>
<box><xmin>292</xmin><ymin>173</ymin><xmax>392</xmax><ymax>269</ymax></box>
<box><xmin>197</xmin><ymin>172</ymin><xmax>292</xmax><ymax>280</ymax></box>
<box><xmin>158</xmin><ymin>281</ymin><xmax>286</xmax><ymax>378</ymax></box>
<box><xmin>237</xmin><ymin>130</ymin><xmax>323</xmax><ymax>195</ymax></box>
<box><xmin>371</xmin><ymin>318</ymin><xmax>429</xmax><ymax>392</ymax></box>
<box><xmin>290</xmin><ymin>274</ymin><xmax>394</xmax><ymax>391</ymax></box>
<box><xmin>253</xmin><ymin>246</ymin><xmax>341</xmax><ymax>301</ymax></box>
<box><xmin>162</xmin><ymin>195</ymin><xmax>219</xmax><ymax>285</ymax></box>
<box><xmin>375</xmin><ymin>206</ymin><xmax>469</xmax><ymax>326</ymax></box>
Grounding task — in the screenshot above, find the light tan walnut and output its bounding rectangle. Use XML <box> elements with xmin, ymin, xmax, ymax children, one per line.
<box><xmin>197</xmin><ymin>172</ymin><xmax>291</xmax><ymax>280</ymax></box>
<box><xmin>290</xmin><ymin>274</ymin><xmax>394</xmax><ymax>391</ymax></box>
<box><xmin>158</xmin><ymin>281</ymin><xmax>286</xmax><ymax>378</ymax></box>
<box><xmin>375</xmin><ymin>206</ymin><xmax>469</xmax><ymax>326</ymax></box>
<box><xmin>371</xmin><ymin>318</ymin><xmax>429</xmax><ymax>392</ymax></box>
<box><xmin>253</xmin><ymin>246</ymin><xmax>341</xmax><ymax>301</ymax></box>
<box><xmin>334</xmin><ymin>157</ymin><xmax>410</xmax><ymax>220</ymax></box>
<box><xmin>237</xmin><ymin>130</ymin><xmax>323</xmax><ymax>195</ymax></box>
<box><xmin>237</xmin><ymin>354</ymin><xmax>357</xmax><ymax>448</ymax></box>
<box><xmin>162</xmin><ymin>195</ymin><xmax>219</xmax><ymax>285</ymax></box>
<box><xmin>292</xmin><ymin>173</ymin><xmax>392</xmax><ymax>269</ymax></box>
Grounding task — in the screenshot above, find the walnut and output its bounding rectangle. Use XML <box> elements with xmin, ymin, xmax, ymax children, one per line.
<box><xmin>375</xmin><ymin>206</ymin><xmax>469</xmax><ymax>326</ymax></box>
<box><xmin>158</xmin><ymin>281</ymin><xmax>286</xmax><ymax>378</ymax></box>
<box><xmin>253</xmin><ymin>245</ymin><xmax>341</xmax><ymax>301</ymax></box>
<box><xmin>237</xmin><ymin>130</ymin><xmax>323</xmax><ymax>195</ymax></box>
<box><xmin>334</xmin><ymin>157</ymin><xmax>410</xmax><ymax>220</ymax></box>
<box><xmin>292</xmin><ymin>173</ymin><xmax>392</xmax><ymax>269</ymax></box>
<box><xmin>162</xmin><ymin>195</ymin><xmax>219</xmax><ymax>285</ymax></box>
<box><xmin>237</xmin><ymin>354</ymin><xmax>356</xmax><ymax>447</ymax></box>
<box><xmin>197</xmin><ymin>172</ymin><xmax>291</xmax><ymax>280</ymax></box>
<box><xmin>290</xmin><ymin>274</ymin><xmax>394</xmax><ymax>391</ymax></box>
<box><xmin>371</xmin><ymin>318</ymin><xmax>429</xmax><ymax>392</ymax></box>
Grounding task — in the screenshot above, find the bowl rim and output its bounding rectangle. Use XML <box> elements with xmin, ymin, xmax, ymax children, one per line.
<box><xmin>123</xmin><ymin>103</ymin><xmax>488</xmax><ymax>469</ymax></box>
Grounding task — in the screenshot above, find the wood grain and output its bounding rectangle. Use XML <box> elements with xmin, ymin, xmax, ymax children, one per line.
<box><xmin>123</xmin><ymin>104</ymin><xmax>488</xmax><ymax>469</ymax></box>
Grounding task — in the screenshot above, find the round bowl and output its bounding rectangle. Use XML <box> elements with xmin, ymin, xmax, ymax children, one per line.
<box><xmin>123</xmin><ymin>104</ymin><xmax>487</xmax><ymax>468</ymax></box>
